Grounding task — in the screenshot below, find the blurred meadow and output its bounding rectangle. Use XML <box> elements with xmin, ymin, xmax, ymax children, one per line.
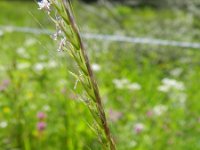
<box><xmin>0</xmin><ymin>0</ymin><xmax>200</xmax><ymax>149</ymax></box>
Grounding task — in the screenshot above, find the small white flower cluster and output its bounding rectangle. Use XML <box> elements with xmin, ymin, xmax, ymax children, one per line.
<box><xmin>16</xmin><ymin>47</ymin><xmax>30</xmax><ymax>58</ymax></box>
<box><xmin>33</xmin><ymin>60</ymin><xmax>58</xmax><ymax>71</ymax></box>
<box><xmin>91</xmin><ymin>63</ymin><xmax>101</xmax><ymax>72</ymax></box>
<box><xmin>43</xmin><ymin>105</ymin><xmax>51</xmax><ymax>112</ymax></box>
<box><xmin>158</xmin><ymin>78</ymin><xmax>188</xmax><ymax>107</ymax></box>
<box><xmin>170</xmin><ymin>68</ymin><xmax>183</xmax><ymax>77</ymax></box>
<box><xmin>24</xmin><ymin>38</ymin><xmax>37</xmax><ymax>47</ymax></box>
<box><xmin>153</xmin><ymin>104</ymin><xmax>168</xmax><ymax>116</ymax></box>
<box><xmin>0</xmin><ymin>121</ymin><xmax>8</xmax><ymax>128</ymax></box>
<box><xmin>38</xmin><ymin>0</ymin><xmax>51</xmax><ymax>14</ymax></box>
<box><xmin>17</xmin><ymin>62</ymin><xmax>31</xmax><ymax>70</ymax></box>
<box><xmin>158</xmin><ymin>78</ymin><xmax>185</xmax><ymax>92</ymax></box>
<box><xmin>113</xmin><ymin>78</ymin><xmax>141</xmax><ymax>91</ymax></box>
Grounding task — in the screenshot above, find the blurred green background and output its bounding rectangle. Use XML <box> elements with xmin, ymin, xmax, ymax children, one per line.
<box><xmin>0</xmin><ymin>0</ymin><xmax>200</xmax><ymax>149</ymax></box>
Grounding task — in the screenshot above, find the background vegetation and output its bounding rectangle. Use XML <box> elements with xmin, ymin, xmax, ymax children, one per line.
<box><xmin>0</xmin><ymin>0</ymin><xmax>200</xmax><ymax>149</ymax></box>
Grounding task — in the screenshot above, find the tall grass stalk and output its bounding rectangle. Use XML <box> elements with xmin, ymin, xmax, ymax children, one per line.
<box><xmin>38</xmin><ymin>0</ymin><xmax>116</xmax><ymax>149</ymax></box>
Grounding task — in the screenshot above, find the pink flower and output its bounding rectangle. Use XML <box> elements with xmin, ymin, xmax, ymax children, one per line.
<box><xmin>146</xmin><ymin>110</ymin><xmax>153</xmax><ymax>118</ymax></box>
<box><xmin>134</xmin><ymin>123</ymin><xmax>145</xmax><ymax>134</ymax></box>
<box><xmin>37</xmin><ymin>122</ymin><xmax>46</xmax><ymax>131</ymax></box>
<box><xmin>37</xmin><ymin>112</ymin><xmax>46</xmax><ymax>120</ymax></box>
<box><xmin>2</xmin><ymin>79</ymin><xmax>10</xmax><ymax>86</ymax></box>
<box><xmin>109</xmin><ymin>109</ymin><xmax>123</xmax><ymax>122</ymax></box>
<box><xmin>0</xmin><ymin>79</ymin><xmax>10</xmax><ymax>92</ymax></box>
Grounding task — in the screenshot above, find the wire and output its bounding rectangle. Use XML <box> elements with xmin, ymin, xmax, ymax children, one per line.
<box><xmin>1</xmin><ymin>25</ymin><xmax>200</xmax><ymax>49</ymax></box>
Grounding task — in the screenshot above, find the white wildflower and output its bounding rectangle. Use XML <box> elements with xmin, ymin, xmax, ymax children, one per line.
<box><xmin>38</xmin><ymin>0</ymin><xmax>51</xmax><ymax>14</ymax></box>
<box><xmin>113</xmin><ymin>78</ymin><xmax>141</xmax><ymax>90</ymax></box>
<box><xmin>39</xmin><ymin>55</ymin><xmax>47</xmax><ymax>61</ymax></box>
<box><xmin>170</xmin><ymin>68</ymin><xmax>183</xmax><ymax>77</ymax></box>
<box><xmin>91</xmin><ymin>63</ymin><xmax>101</xmax><ymax>72</ymax></box>
<box><xmin>113</xmin><ymin>78</ymin><xmax>130</xmax><ymax>89</ymax></box>
<box><xmin>47</xmin><ymin>60</ymin><xmax>57</xmax><ymax>68</ymax></box>
<box><xmin>172</xmin><ymin>93</ymin><xmax>187</xmax><ymax>106</ymax></box>
<box><xmin>178</xmin><ymin>93</ymin><xmax>187</xmax><ymax>105</ymax></box>
<box><xmin>0</xmin><ymin>121</ymin><xmax>8</xmax><ymax>128</ymax></box>
<box><xmin>43</xmin><ymin>105</ymin><xmax>51</xmax><ymax>112</ymax></box>
<box><xmin>17</xmin><ymin>62</ymin><xmax>31</xmax><ymax>70</ymax></box>
<box><xmin>153</xmin><ymin>105</ymin><xmax>168</xmax><ymax>116</ymax></box>
<box><xmin>158</xmin><ymin>78</ymin><xmax>185</xmax><ymax>92</ymax></box>
<box><xmin>24</xmin><ymin>38</ymin><xmax>37</xmax><ymax>47</ymax></box>
<box><xmin>128</xmin><ymin>83</ymin><xmax>141</xmax><ymax>91</ymax></box>
<box><xmin>16</xmin><ymin>47</ymin><xmax>29</xmax><ymax>58</ymax></box>
<box><xmin>33</xmin><ymin>63</ymin><xmax>46</xmax><ymax>71</ymax></box>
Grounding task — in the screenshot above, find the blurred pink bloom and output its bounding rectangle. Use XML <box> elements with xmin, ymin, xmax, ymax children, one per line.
<box><xmin>146</xmin><ymin>110</ymin><xmax>153</xmax><ymax>118</ymax></box>
<box><xmin>37</xmin><ymin>122</ymin><xmax>46</xmax><ymax>131</ymax></box>
<box><xmin>134</xmin><ymin>123</ymin><xmax>145</xmax><ymax>134</ymax></box>
<box><xmin>61</xmin><ymin>87</ymin><xmax>67</xmax><ymax>94</ymax></box>
<box><xmin>37</xmin><ymin>112</ymin><xmax>46</xmax><ymax>120</ymax></box>
<box><xmin>0</xmin><ymin>79</ymin><xmax>10</xmax><ymax>92</ymax></box>
<box><xmin>109</xmin><ymin>109</ymin><xmax>123</xmax><ymax>122</ymax></box>
<box><xmin>2</xmin><ymin>79</ymin><xmax>10</xmax><ymax>86</ymax></box>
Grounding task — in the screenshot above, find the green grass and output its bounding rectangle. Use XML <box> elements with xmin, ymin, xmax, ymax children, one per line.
<box><xmin>0</xmin><ymin>1</ymin><xmax>200</xmax><ymax>150</ymax></box>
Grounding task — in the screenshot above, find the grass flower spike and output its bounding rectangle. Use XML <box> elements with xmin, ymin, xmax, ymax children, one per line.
<box><xmin>38</xmin><ymin>0</ymin><xmax>116</xmax><ymax>149</ymax></box>
<box><xmin>38</xmin><ymin>0</ymin><xmax>51</xmax><ymax>14</ymax></box>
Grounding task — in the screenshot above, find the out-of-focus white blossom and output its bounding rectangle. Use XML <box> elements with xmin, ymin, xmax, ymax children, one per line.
<box><xmin>113</xmin><ymin>78</ymin><xmax>141</xmax><ymax>91</ymax></box>
<box><xmin>24</xmin><ymin>38</ymin><xmax>37</xmax><ymax>47</ymax></box>
<box><xmin>16</xmin><ymin>47</ymin><xmax>30</xmax><ymax>58</ymax></box>
<box><xmin>43</xmin><ymin>105</ymin><xmax>51</xmax><ymax>112</ymax></box>
<box><xmin>17</xmin><ymin>63</ymin><xmax>31</xmax><ymax>70</ymax></box>
<box><xmin>158</xmin><ymin>78</ymin><xmax>185</xmax><ymax>92</ymax></box>
<box><xmin>170</xmin><ymin>68</ymin><xmax>183</xmax><ymax>77</ymax></box>
<box><xmin>91</xmin><ymin>63</ymin><xmax>101</xmax><ymax>72</ymax></box>
<box><xmin>39</xmin><ymin>55</ymin><xmax>47</xmax><ymax>61</ymax></box>
<box><xmin>113</xmin><ymin>78</ymin><xmax>130</xmax><ymax>89</ymax></box>
<box><xmin>172</xmin><ymin>93</ymin><xmax>187</xmax><ymax>106</ymax></box>
<box><xmin>128</xmin><ymin>83</ymin><xmax>141</xmax><ymax>90</ymax></box>
<box><xmin>153</xmin><ymin>105</ymin><xmax>168</xmax><ymax>116</ymax></box>
<box><xmin>47</xmin><ymin>60</ymin><xmax>58</xmax><ymax>68</ymax></box>
<box><xmin>33</xmin><ymin>63</ymin><xmax>46</xmax><ymax>71</ymax></box>
<box><xmin>0</xmin><ymin>121</ymin><xmax>8</xmax><ymax>128</ymax></box>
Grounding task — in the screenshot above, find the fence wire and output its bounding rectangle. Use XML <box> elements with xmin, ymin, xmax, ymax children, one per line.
<box><xmin>1</xmin><ymin>25</ymin><xmax>200</xmax><ymax>49</ymax></box>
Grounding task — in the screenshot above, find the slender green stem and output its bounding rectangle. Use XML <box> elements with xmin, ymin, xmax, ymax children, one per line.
<box><xmin>61</xmin><ymin>1</ymin><xmax>116</xmax><ymax>149</ymax></box>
